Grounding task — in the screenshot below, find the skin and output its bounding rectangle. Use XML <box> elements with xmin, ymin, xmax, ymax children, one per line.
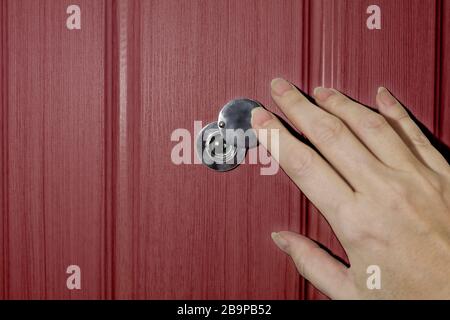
<box><xmin>251</xmin><ymin>78</ymin><xmax>450</xmax><ymax>299</ymax></box>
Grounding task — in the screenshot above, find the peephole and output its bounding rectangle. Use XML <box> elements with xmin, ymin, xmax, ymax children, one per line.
<box><xmin>196</xmin><ymin>98</ymin><xmax>262</xmax><ymax>172</ymax></box>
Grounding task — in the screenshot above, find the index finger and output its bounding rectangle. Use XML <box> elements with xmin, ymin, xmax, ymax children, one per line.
<box><xmin>251</xmin><ymin>106</ymin><xmax>354</xmax><ymax>224</ymax></box>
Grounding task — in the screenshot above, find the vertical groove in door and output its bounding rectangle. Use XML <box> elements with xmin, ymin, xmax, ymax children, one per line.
<box><xmin>104</xmin><ymin>0</ymin><xmax>115</xmax><ymax>300</ymax></box>
<box><xmin>108</xmin><ymin>0</ymin><xmax>142</xmax><ymax>299</ymax></box>
<box><xmin>0</xmin><ymin>0</ymin><xmax>8</xmax><ymax>300</ymax></box>
<box><xmin>298</xmin><ymin>0</ymin><xmax>311</xmax><ymax>301</ymax></box>
<box><xmin>305</xmin><ymin>0</ymin><xmax>344</xmax><ymax>300</ymax></box>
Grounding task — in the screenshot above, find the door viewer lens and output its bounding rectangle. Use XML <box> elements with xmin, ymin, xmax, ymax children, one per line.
<box><xmin>206</xmin><ymin>131</ymin><xmax>236</xmax><ymax>162</ymax></box>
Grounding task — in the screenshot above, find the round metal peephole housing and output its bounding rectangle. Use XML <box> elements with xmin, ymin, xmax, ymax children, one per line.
<box><xmin>217</xmin><ymin>98</ymin><xmax>262</xmax><ymax>149</ymax></box>
<box><xmin>196</xmin><ymin>121</ymin><xmax>246</xmax><ymax>172</ymax></box>
<box><xmin>196</xmin><ymin>98</ymin><xmax>262</xmax><ymax>172</ymax></box>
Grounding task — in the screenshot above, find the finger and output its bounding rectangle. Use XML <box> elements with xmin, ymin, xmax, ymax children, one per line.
<box><xmin>251</xmin><ymin>107</ymin><xmax>354</xmax><ymax>223</ymax></box>
<box><xmin>313</xmin><ymin>87</ymin><xmax>420</xmax><ymax>171</ymax></box>
<box><xmin>271</xmin><ymin>231</ymin><xmax>355</xmax><ymax>299</ymax></box>
<box><xmin>270</xmin><ymin>78</ymin><xmax>384</xmax><ymax>191</ymax></box>
<box><xmin>375</xmin><ymin>87</ymin><xmax>449</xmax><ymax>173</ymax></box>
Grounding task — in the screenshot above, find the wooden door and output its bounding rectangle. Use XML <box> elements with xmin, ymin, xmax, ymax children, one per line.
<box><xmin>1</xmin><ymin>0</ymin><xmax>448</xmax><ymax>299</ymax></box>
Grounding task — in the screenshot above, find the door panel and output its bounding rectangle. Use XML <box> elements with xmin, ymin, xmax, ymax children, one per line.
<box><xmin>2</xmin><ymin>0</ymin><xmax>107</xmax><ymax>299</ymax></box>
<box><xmin>112</xmin><ymin>0</ymin><xmax>307</xmax><ymax>299</ymax></box>
<box><xmin>1</xmin><ymin>0</ymin><xmax>448</xmax><ymax>299</ymax></box>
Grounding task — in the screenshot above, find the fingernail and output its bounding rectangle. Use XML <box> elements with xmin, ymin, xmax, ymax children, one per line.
<box><xmin>377</xmin><ymin>87</ymin><xmax>397</xmax><ymax>107</ymax></box>
<box><xmin>314</xmin><ymin>87</ymin><xmax>335</xmax><ymax>101</ymax></box>
<box><xmin>251</xmin><ymin>107</ymin><xmax>273</xmax><ymax>129</ymax></box>
<box><xmin>271</xmin><ymin>232</ymin><xmax>289</xmax><ymax>252</ymax></box>
<box><xmin>271</xmin><ymin>78</ymin><xmax>293</xmax><ymax>96</ymax></box>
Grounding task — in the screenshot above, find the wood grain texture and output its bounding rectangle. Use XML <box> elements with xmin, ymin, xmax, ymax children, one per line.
<box><xmin>1</xmin><ymin>0</ymin><xmax>7</xmax><ymax>301</ymax></box>
<box><xmin>1</xmin><ymin>0</ymin><xmax>449</xmax><ymax>300</ymax></box>
<box><xmin>2</xmin><ymin>0</ymin><xmax>107</xmax><ymax>299</ymax></box>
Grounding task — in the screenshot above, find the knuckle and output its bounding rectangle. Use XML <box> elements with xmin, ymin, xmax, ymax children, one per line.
<box><xmin>283</xmin><ymin>90</ymin><xmax>305</xmax><ymax>108</ymax></box>
<box><xmin>311</xmin><ymin>116</ymin><xmax>344</xmax><ymax>145</ymax></box>
<box><xmin>258</xmin><ymin>117</ymin><xmax>277</xmax><ymax>129</ymax></box>
<box><xmin>337</xmin><ymin>201</ymin><xmax>386</xmax><ymax>248</ymax></box>
<box><xmin>292</xmin><ymin>246</ymin><xmax>319</xmax><ymax>278</ymax></box>
<box><xmin>395</xmin><ymin>110</ymin><xmax>410</xmax><ymax>122</ymax></box>
<box><xmin>292</xmin><ymin>251</ymin><xmax>306</xmax><ymax>274</ymax></box>
<box><xmin>286</xmin><ymin>148</ymin><xmax>314</xmax><ymax>178</ymax></box>
<box><xmin>419</xmin><ymin>172</ymin><xmax>444</xmax><ymax>195</ymax></box>
<box><xmin>409</xmin><ymin>130</ymin><xmax>430</xmax><ymax>146</ymax></box>
<box><xmin>343</xmin><ymin>221</ymin><xmax>388</xmax><ymax>249</ymax></box>
<box><xmin>434</xmin><ymin>177</ymin><xmax>445</xmax><ymax>193</ymax></box>
<box><xmin>294</xmin><ymin>258</ymin><xmax>308</xmax><ymax>278</ymax></box>
<box><xmin>444</xmin><ymin>164</ymin><xmax>450</xmax><ymax>177</ymax></box>
<box><xmin>326</xmin><ymin>94</ymin><xmax>346</xmax><ymax>109</ymax></box>
<box><xmin>361</xmin><ymin>113</ymin><xmax>388</xmax><ymax>130</ymax></box>
<box><xmin>402</xmin><ymin>119</ymin><xmax>430</xmax><ymax>146</ymax></box>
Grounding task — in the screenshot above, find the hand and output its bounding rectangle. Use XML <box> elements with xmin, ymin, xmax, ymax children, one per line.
<box><xmin>251</xmin><ymin>78</ymin><xmax>450</xmax><ymax>299</ymax></box>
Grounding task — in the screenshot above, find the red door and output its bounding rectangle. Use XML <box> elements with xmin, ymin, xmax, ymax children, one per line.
<box><xmin>1</xmin><ymin>0</ymin><xmax>448</xmax><ymax>299</ymax></box>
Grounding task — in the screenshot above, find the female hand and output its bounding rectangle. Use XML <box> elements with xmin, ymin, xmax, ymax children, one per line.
<box><xmin>251</xmin><ymin>78</ymin><xmax>450</xmax><ymax>299</ymax></box>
